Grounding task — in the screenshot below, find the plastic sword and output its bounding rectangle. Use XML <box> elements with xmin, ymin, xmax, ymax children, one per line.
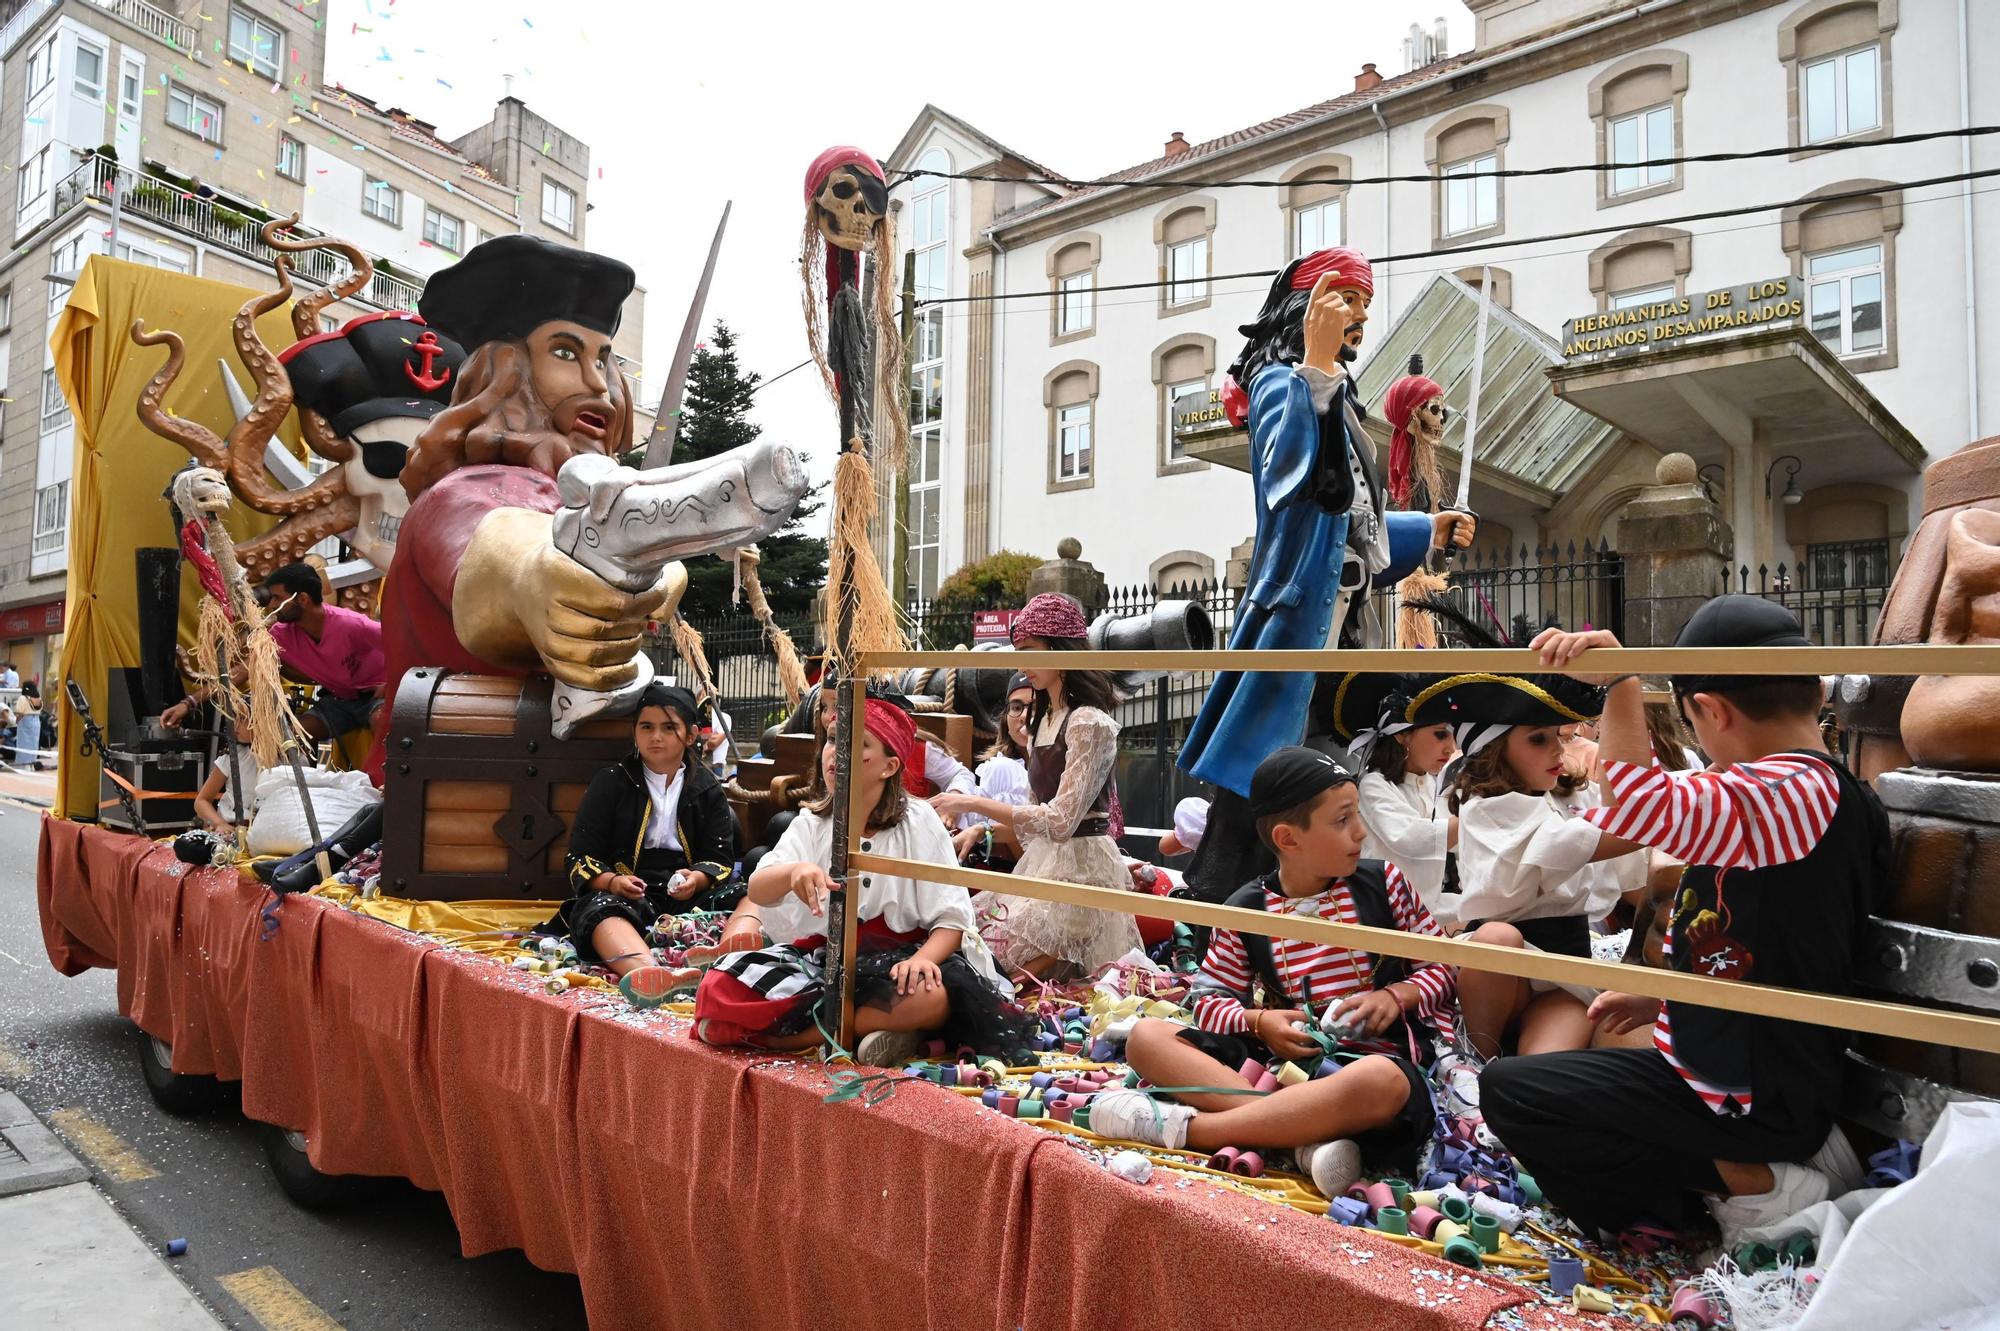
<box><xmin>1442</xmin><ymin>265</ymin><xmax>1493</xmax><ymax>570</ymax></box>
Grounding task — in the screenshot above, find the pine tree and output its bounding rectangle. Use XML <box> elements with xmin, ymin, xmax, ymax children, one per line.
<box><xmin>668</xmin><ymin>321</ymin><xmax>827</xmax><ymax>619</ymax></box>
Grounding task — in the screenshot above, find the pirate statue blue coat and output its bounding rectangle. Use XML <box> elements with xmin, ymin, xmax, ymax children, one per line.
<box><xmin>1178</xmin><ymin>249</ymin><xmax>1474</xmax><ymax>894</ymax></box>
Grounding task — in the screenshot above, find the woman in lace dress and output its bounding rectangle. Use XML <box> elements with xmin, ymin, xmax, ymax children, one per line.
<box><xmin>933</xmin><ymin>596</ymin><xmax>1140</xmax><ymax>981</ymax></box>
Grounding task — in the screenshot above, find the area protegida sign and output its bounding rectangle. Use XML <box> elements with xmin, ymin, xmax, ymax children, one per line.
<box><xmin>1561</xmin><ymin>277</ymin><xmax>1805</xmax><ymax>358</ymax></box>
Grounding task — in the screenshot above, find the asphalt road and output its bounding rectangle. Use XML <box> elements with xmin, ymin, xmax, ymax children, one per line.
<box><xmin>0</xmin><ymin>799</ymin><xmax>591</xmax><ymax>1331</ymax></box>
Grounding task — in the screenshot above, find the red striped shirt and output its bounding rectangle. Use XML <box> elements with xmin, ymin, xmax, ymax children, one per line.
<box><xmin>1191</xmin><ymin>867</ymin><xmax>1455</xmax><ymax>1046</ymax></box>
<box><xmin>1581</xmin><ymin>755</ymin><xmax>1842</xmax><ymax>1115</ymax></box>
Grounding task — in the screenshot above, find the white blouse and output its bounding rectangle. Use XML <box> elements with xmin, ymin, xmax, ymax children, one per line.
<box><xmin>958</xmin><ymin>754</ymin><xmax>1030</xmax><ymax>829</ymax></box>
<box><xmin>755</xmin><ymin>801</ymin><xmax>1007</xmax><ymax>988</ymax></box>
<box><xmin>1455</xmin><ymin>786</ymin><xmax>1646</xmax><ymax>926</ymax></box>
<box><xmin>1015</xmin><ymin>706</ymin><xmax>1118</xmax><ymax>846</ymax></box>
<box><xmin>1358</xmin><ymin>771</ymin><xmax>1454</xmax><ymax>924</ymax></box>
<box><xmin>641</xmin><ymin>766</ymin><xmax>685</xmax><ymax>851</ymax></box>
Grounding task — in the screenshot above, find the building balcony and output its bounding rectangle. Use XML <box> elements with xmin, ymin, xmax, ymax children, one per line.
<box><xmin>51</xmin><ymin>153</ymin><xmax>428</xmax><ymax>314</ymax></box>
<box><xmin>3</xmin><ymin>0</ymin><xmax>196</xmax><ymax>58</ymax></box>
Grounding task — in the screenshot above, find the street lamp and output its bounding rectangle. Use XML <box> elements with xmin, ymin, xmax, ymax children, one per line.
<box><xmin>1765</xmin><ymin>454</ymin><xmax>1804</xmax><ymax>505</ymax></box>
<box><xmin>1696</xmin><ymin>462</ymin><xmax>1725</xmax><ymax>501</ymax></box>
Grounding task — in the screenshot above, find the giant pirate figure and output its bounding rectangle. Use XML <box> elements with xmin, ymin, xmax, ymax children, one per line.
<box><xmin>1178</xmin><ymin>247</ymin><xmax>1475</xmax><ymax>895</ymax></box>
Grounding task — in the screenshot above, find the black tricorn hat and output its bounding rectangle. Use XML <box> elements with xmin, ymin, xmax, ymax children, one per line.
<box><xmin>279</xmin><ymin>312</ymin><xmax>466</xmax><ymax>436</ymax></box>
<box><xmin>417</xmin><ymin>234</ymin><xmax>635</xmax><ymax>349</ymax></box>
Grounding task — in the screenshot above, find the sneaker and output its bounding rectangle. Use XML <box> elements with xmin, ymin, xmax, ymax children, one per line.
<box><xmin>1085</xmin><ymin>1088</ymin><xmax>1193</xmax><ymax>1149</ymax></box>
<box><xmin>1704</xmin><ymin>1161</ymin><xmax>1831</xmax><ymax>1249</ymax></box>
<box><xmin>1435</xmin><ymin>1052</ymin><xmax>1484</xmax><ymax>1121</ymax></box>
<box><xmin>1807</xmin><ymin>1124</ymin><xmax>1866</xmax><ymax>1197</ymax></box>
<box><xmin>1296</xmin><ymin>1138</ymin><xmax>1363</xmax><ymax>1199</ymax></box>
<box><xmin>854</xmin><ymin>1029</ymin><xmax>922</xmax><ymax>1069</ymax></box>
<box><xmin>618</xmin><ymin>965</ymin><xmax>700</xmax><ymax>1009</ymax></box>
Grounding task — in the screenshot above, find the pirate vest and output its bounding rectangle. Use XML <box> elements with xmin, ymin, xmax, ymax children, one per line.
<box><xmin>1667</xmin><ymin>752</ymin><xmax>1890</xmax><ymax>1114</ymax></box>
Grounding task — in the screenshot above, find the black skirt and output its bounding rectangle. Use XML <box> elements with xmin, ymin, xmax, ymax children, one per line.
<box><xmin>853</xmin><ymin>943</ymin><xmax>1039</xmax><ymax>1061</ymax></box>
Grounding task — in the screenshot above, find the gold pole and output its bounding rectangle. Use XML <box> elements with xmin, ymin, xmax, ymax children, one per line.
<box><xmin>849</xmin><ymin>852</ymin><xmax>2000</xmax><ymax>1056</ymax></box>
<box><xmin>837</xmin><ymin>675</ymin><xmax>869</xmax><ymax>1049</ymax></box>
<box><xmin>858</xmin><ymin>645</ymin><xmax>2000</xmax><ymax>674</ymax></box>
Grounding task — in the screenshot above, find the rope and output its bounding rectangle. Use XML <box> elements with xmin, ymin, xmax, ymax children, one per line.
<box><xmin>736</xmin><ymin>547</ymin><xmax>809</xmax><ymax>709</ymax></box>
<box><xmin>722</xmin><ymin>778</ymin><xmax>774</xmax><ymax>806</ymax></box>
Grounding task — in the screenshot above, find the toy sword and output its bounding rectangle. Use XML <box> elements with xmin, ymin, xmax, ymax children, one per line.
<box><xmin>1442</xmin><ymin>265</ymin><xmax>1492</xmax><ymax>570</ymax></box>
<box><xmin>638</xmin><ymin>202</ymin><xmax>731</xmax><ymax>469</ymax></box>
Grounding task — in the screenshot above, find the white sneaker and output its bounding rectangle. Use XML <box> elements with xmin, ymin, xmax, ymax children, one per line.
<box><xmin>854</xmin><ymin>1029</ymin><xmax>921</xmax><ymax>1069</ymax></box>
<box><xmin>1807</xmin><ymin>1124</ymin><xmax>1865</xmax><ymax>1197</ymax></box>
<box><xmin>1087</xmin><ymin>1088</ymin><xmax>1193</xmax><ymax>1149</ymax></box>
<box><xmin>1704</xmin><ymin>1161</ymin><xmax>1831</xmax><ymax>1249</ymax></box>
<box><xmin>1296</xmin><ymin>1138</ymin><xmax>1363</xmax><ymax>1199</ymax></box>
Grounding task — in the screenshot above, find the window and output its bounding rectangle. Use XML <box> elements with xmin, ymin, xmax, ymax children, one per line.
<box><xmin>1443</xmin><ymin>155</ymin><xmax>1498</xmax><ymax>236</ymax></box>
<box><xmin>1294</xmin><ymin>199</ymin><xmax>1342</xmax><ymax>257</ymax></box>
<box><xmin>1807</xmin><ymin>242</ymin><xmax>1884</xmax><ymax>358</ymax></box>
<box><xmin>541</xmin><ymin>179</ymin><xmax>576</xmax><ymax>233</ymax></box>
<box><xmin>47</xmin><ymin>234</ymin><xmax>82</xmax><ymax>315</ymax></box>
<box><xmin>1612</xmin><ymin>284</ymin><xmax>1677</xmax><ymax>310</ymax></box>
<box><xmin>25</xmin><ymin>36</ymin><xmax>54</xmax><ymax>98</ymax></box>
<box><xmin>1808</xmin><ymin>538</ymin><xmax>1889</xmax><ymax>589</ymax></box>
<box><xmin>1057</xmin><ymin>403</ymin><xmax>1091</xmax><ymax>482</ymax></box>
<box><xmin>1047</xmin><ymin>234</ymin><xmax>1098</xmax><ymax>342</ymax></box>
<box><xmin>362</xmin><ymin>177</ymin><xmax>401</xmax><ymax>225</ymax></box>
<box><xmin>0</xmin><ymin>288</ymin><xmax>12</xmax><ymax>330</ymax></box>
<box><xmin>1166</xmin><ymin>381</ymin><xmax>1207</xmax><ymax>461</ymax></box>
<box><xmin>321</xmin><ymin>313</ymin><xmax>341</xmax><ymax>334</ymax></box>
<box><xmin>909</xmin><ymin>151</ymin><xmax>949</xmax><ymax>306</ymax></box>
<box><xmin>1057</xmin><ymin>273</ymin><xmax>1093</xmax><ymax>335</ymax></box>
<box><xmin>1609</xmin><ymin>106</ymin><xmax>1674</xmax><ymax>195</ymax></box>
<box><xmin>1166</xmin><ymin>237</ymin><xmax>1208</xmax><ymax>307</ymax></box>
<box><xmin>113</xmin><ymin>241</ymin><xmax>189</xmax><ymax>272</ymax></box>
<box><xmin>1782</xmin><ymin>1</ymin><xmax>1896</xmax><ymax>152</ymax></box>
<box><xmin>228</xmin><ymin>6</ymin><xmax>283</xmax><ymax>80</ymax></box>
<box><xmin>1153</xmin><ymin>334</ymin><xmax>1216</xmax><ymax>475</ymax></box>
<box><xmin>41</xmin><ymin>367</ymin><xmax>71</xmax><ymax>432</ymax></box>
<box><xmin>1803</xmin><ymin>46</ymin><xmax>1880</xmax><ymax>143</ymax></box>
<box><xmin>74</xmin><ymin>42</ymin><xmax>105</xmax><ymax>100</ymax></box>
<box><xmin>276</xmin><ymin>133</ymin><xmax>303</xmax><ymax>181</ymax></box>
<box><xmin>16</xmin><ymin>148</ymin><xmax>49</xmax><ymax>213</ymax></box>
<box><xmin>167</xmin><ymin>86</ymin><xmax>224</xmax><ymax>144</ymax></box>
<box><xmin>119</xmin><ymin>60</ymin><xmax>142</xmax><ymax>122</ymax></box>
<box><xmin>1588</xmin><ymin>226</ymin><xmax>1692</xmax><ymax>313</ymax></box>
<box><xmin>32</xmin><ymin>481</ymin><xmax>69</xmax><ymax>561</ymax></box>
<box><xmin>1045</xmin><ymin>362</ymin><xmax>1098</xmax><ymax>492</ymax></box>
<box><xmin>423</xmin><ymin>206</ymin><xmax>463</xmax><ymax>252</ymax></box>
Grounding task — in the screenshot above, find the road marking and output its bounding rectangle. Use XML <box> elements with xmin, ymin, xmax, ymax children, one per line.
<box><xmin>46</xmin><ymin>1106</ymin><xmax>160</xmax><ymax>1182</ymax></box>
<box><xmin>219</xmin><ymin>1267</ymin><xmax>347</xmax><ymax>1331</ymax></box>
<box><xmin>0</xmin><ymin>1042</ymin><xmax>29</xmax><ymax>1080</ymax></box>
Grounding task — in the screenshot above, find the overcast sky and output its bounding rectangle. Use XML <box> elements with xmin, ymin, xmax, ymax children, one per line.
<box><xmin>325</xmin><ymin>0</ymin><xmax>1474</xmax><ymax>532</ymax></box>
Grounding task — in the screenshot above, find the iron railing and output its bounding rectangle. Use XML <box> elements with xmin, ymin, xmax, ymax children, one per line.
<box><xmin>50</xmin><ymin>154</ymin><xmax>427</xmax><ymax>313</ymax></box>
<box><xmin>1724</xmin><ymin>555</ymin><xmax>1889</xmax><ymax>646</ymax></box>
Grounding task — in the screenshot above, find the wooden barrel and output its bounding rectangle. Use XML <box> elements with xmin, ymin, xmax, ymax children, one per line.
<box><xmin>1848</xmin><ymin>767</ymin><xmax>2000</xmax><ymax>1139</ymax></box>
<box><xmin>380</xmin><ymin>670</ymin><xmax>632</xmax><ymax>901</ymax></box>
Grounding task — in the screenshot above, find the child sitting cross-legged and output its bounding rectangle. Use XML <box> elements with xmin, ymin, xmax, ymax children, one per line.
<box><xmin>693</xmin><ymin>697</ymin><xmax>1035</xmax><ymax>1067</ymax></box>
<box><xmin>1091</xmin><ymin>746</ymin><xmax>1456</xmax><ymax>1198</ymax></box>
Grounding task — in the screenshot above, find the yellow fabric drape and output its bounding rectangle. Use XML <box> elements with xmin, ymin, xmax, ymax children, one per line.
<box><xmin>51</xmin><ymin>257</ymin><xmax>307</xmax><ymax>820</ymax></box>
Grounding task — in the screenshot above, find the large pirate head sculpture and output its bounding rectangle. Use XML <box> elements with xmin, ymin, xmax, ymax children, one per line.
<box><xmin>134</xmin><ymin>218</ymin><xmax>461</xmax><ymax>582</ymax></box>
<box><xmin>805</xmin><ymin>146</ymin><xmax>889</xmax><ymax>252</ymax></box>
<box><xmin>278</xmin><ymin>312</ymin><xmax>464</xmax><ymax>568</ymax></box>
<box><xmin>1220</xmin><ymin>245</ymin><xmax>1375</xmax><ymax>429</ymax></box>
<box><xmin>402</xmin><ymin>233</ymin><xmax>638</xmax><ymax>493</ymax></box>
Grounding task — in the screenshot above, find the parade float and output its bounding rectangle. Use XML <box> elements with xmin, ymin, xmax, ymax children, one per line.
<box><xmin>31</xmin><ymin>171</ymin><xmax>2000</xmax><ymax>1331</ymax></box>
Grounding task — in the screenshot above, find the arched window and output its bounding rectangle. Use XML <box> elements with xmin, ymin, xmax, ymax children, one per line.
<box><xmin>1280</xmin><ymin>155</ymin><xmax>1350</xmax><ymax>259</ymax></box>
<box><xmin>1780</xmin><ymin>0</ymin><xmax>1897</xmax><ymax>150</ymax></box>
<box><xmin>907</xmin><ymin>147</ymin><xmax>950</xmax><ymax>595</ymax></box>
<box><xmin>1152</xmin><ymin>333</ymin><xmax>1217</xmax><ymax>475</ymax></box>
<box><xmin>1047</xmin><ymin>232</ymin><xmax>1100</xmax><ymax>343</ymax></box>
<box><xmin>1044</xmin><ymin>361</ymin><xmax>1099</xmax><ymax>493</ymax></box>
<box><xmin>1154</xmin><ymin>198</ymin><xmax>1216</xmax><ymax>314</ymax></box>
<box><xmin>1587</xmin><ymin>50</ymin><xmax>1688</xmax><ymax>207</ymax></box>
<box><xmin>1587</xmin><ymin>226</ymin><xmax>1693</xmax><ymax>312</ymax></box>
<box><xmin>1782</xmin><ymin>179</ymin><xmax>1902</xmax><ymax>371</ymax></box>
<box><xmin>1425</xmin><ymin>105</ymin><xmax>1509</xmax><ymax>244</ymax></box>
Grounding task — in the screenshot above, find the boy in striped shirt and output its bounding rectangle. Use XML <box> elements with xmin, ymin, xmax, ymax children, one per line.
<box><xmin>1482</xmin><ymin>597</ymin><xmax>1888</xmax><ymax>1245</ymax></box>
<box><xmin>1090</xmin><ymin>747</ymin><xmax>1455</xmax><ymax>1199</ymax></box>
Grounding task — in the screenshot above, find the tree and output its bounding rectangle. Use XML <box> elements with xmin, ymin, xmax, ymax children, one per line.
<box><xmin>931</xmin><ymin>549</ymin><xmax>1043</xmax><ymax>612</ymax></box>
<box><xmin>668</xmin><ymin>321</ymin><xmax>827</xmax><ymax>619</ymax></box>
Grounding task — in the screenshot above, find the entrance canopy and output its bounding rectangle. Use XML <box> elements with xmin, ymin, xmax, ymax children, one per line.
<box><xmin>1547</xmin><ymin>324</ymin><xmax>1925</xmax><ymax>485</ymax></box>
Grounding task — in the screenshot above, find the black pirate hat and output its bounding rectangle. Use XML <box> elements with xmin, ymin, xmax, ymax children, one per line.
<box><xmin>279</xmin><ymin>312</ymin><xmax>465</xmax><ymax>436</ymax></box>
<box><xmin>1403</xmin><ymin>596</ymin><xmax>1605</xmax><ymax>756</ymax></box>
<box><xmin>1330</xmin><ymin>670</ymin><xmax>1457</xmax><ymax>765</ymax></box>
<box><xmin>417</xmin><ymin>234</ymin><xmax>635</xmax><ymax>349</ymax></box>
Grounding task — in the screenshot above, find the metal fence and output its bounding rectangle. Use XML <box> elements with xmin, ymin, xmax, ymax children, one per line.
<box><xmin>650</xmin><ymin>611</ymin><xmax>816</xmax><ymax>749</ymax></box>
<box><xmin>1723</xmin><ymin>556</ymin><xmax>1888</xmax><ymax>646</ymax></box>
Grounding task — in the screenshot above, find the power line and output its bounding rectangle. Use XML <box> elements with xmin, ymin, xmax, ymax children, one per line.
<box><xmin>892</xmin><ymin>124</ymin><xmax>2000</xmax><ymax>192</ymax></box>
<box><xmin>914</xmin><ymin>167</ymin><xmax>2000</xmax><ymax>307</ymax></box>
<box><xmin>751</xmin><ymin>357</ymin><xmax>815</xmax><ymax>395</ymax></box>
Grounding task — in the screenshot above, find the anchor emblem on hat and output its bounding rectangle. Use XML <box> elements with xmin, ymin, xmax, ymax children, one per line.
<box><xmin>404</xmin><ymin>329</ymin><xmax>452</xmax><ymax>392</ymax></box>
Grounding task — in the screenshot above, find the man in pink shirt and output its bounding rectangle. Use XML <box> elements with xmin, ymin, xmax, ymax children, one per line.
<box><xmin>260</xmin><ymin>563</ymin><xmax>385</xmax><ymax>740</ymax></box>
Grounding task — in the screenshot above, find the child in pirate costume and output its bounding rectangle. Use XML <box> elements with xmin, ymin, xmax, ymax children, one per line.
<box><xmin>950</xmin><ymin>673</ymin><xmax>1035</xmax><ymax>869</ymax></box>
<box><xmin>1442</xmin><ymin>668</ymin><xmax>1648</xmax><ymax>1059</ymax></box>
<box><xmin>1483</xmin><ymin>599</ymin><xmax>1886</xmax><ymax>1245</ymax></box>
<box><xmin>553</xmin><ymin>683</ymin><xmax>740</xmax><ymax>981</ymax></box>
<box><xmin>693</xmin><ymin>697</ymin><xmax>1032</xmax><ymax>1066</ymax></box>
<box><xmin>1333</xmin><ymin>672</ymin><xmax>1461</xmax><ymax>927</ymax></box>
<box><xmin>1092</xmin><ymin>748</ymin><xmax>1454</xmax><ymax>1199</ymax></box>
<box><xmin>933</xmin><ymin>594</ymin><xmax>1140</xmax><ymax>980</ymax></box>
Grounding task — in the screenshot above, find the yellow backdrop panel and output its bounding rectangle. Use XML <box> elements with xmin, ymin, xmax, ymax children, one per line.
<box><xmin>51</xmin><ymin>255</ymin><xmax>309</xmax><ymax>820</ymax></box>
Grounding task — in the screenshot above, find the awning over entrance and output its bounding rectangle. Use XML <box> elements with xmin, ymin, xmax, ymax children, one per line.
<box><xmin>1546</xmin><ymin>324</ymin><xmax>1925</xmax><ymax>485</ymax></box>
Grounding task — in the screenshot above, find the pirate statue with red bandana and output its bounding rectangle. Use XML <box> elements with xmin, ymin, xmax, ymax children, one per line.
<box><xmin>1178</xmin><ymin>248</ymin><xmax>1475</xmax><ymax>895</ymax></box>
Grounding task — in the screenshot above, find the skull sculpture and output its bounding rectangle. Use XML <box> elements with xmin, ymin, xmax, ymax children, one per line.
<box><xmin>811</xmin><ymin>163</ymin><xmax>888</xmax><ymax>253</ymax></box>
<box><xmin>339</xmin><ymin>416</ymin><xmax>424</xmax><ymax>570</ymax></box>
<box><xmin>171</xmin><ymin>466</ymin><xmax>232</xmax><ymax>520</ymax></box>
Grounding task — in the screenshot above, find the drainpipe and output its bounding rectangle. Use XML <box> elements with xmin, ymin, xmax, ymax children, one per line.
<box><xmin>1960</xmin><ymin>0</ymin><xmax>1981</xmax><ymax>440</ymax></box>
<box><xmin>1372</xmin><ymin>103</ymin><xmax>1392</xmax><ymax>313</ymax></box>
<box><xmin>986</xmin><ymin>225</ymin><xmax>1009</xmax><ymax>559</ymax></box>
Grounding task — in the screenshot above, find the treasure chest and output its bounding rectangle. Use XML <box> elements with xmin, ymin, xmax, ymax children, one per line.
<box><xmin>380</xmin><ymin>669</ymin><xmax>632</xmax><ymax>901</ymax></box>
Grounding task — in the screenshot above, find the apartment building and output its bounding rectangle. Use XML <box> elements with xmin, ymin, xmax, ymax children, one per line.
<box><xmin>0</xmin><ymin>0</ymin><xmax>644</xmax><ymax>684</ymax></box>
<box><xmin>884</xmin><ymin>0</ymin><xmax>1998</xmax><ymax>600</ymax></box>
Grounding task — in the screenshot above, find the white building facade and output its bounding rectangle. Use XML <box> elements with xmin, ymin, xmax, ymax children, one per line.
<box><xmin>885</xmin><ymin>0</ymin><xmax>2000</xmax><ymax>598</ymax></box>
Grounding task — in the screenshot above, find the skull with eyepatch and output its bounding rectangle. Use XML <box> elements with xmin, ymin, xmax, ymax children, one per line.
<box><xmin>810</xmin><ymin>161</ymin><xmax>888</xmax><ymax>253</ymax></box>
<box><xmin>275</xmin><ymin>312</ymin><xmax>467</xmax><ymax>570</ymax></box>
